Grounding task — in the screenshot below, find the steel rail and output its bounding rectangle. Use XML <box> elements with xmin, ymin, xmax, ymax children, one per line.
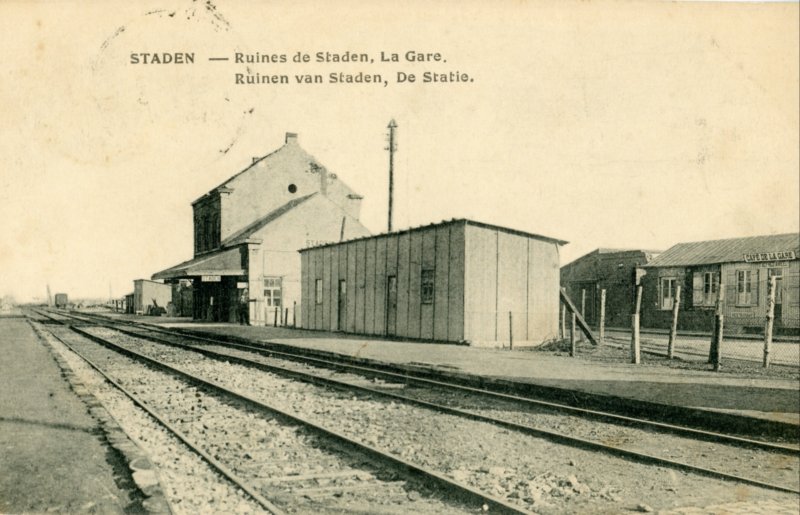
<box><xmin>45</xmin><ymin>310</ymin><xmax>800</xmax><ymax>455</ymax></box>
<box><xmin>36</xmin><ymin>324</ymin><xmax>285</xmax><ymax>515</ymax></box>
<box><xmin>84</xmin><ymin>321</ymin><xmax>800</xmax><ymax>496</ymax></box>
<box><xmin>66</xmin><ymin>324</ymin><xmax>535</xmax><ymax>515</ymax></box>
<box><xmin>90</xmin><ymin>314</ymin><xmax>799</xmax><ymax>456</ymax></box>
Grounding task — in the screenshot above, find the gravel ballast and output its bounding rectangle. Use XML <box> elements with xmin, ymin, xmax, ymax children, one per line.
<box><xmin>81</xmin><ymin>325</ymin><xmax>800</xmax><ymax>514</ymax></box>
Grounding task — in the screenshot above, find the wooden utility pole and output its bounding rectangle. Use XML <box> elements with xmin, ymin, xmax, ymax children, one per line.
<box><xmin>599</xmin><ymin>289</ymin><xmax>606</xmax><ymax>343</ymax></box>
<box><xmin>580</xmin><ymin>289</ymin><xmax>587</xmax><ymax>342</ymax></box>
<box><xmin>708</xmin><ymin>283</ymin><xmax>725</xmax><ymax>370</ymax></box>
<box><xmin>668</xmin><ymin>285</ymin><xmax>681</xmax><ymax>359</ymax></box>
<box><xmin>570</xmin><ymin>313</ymin><xmax>577</xmax><ymax>357</ymax></box>
<box><xmin>763</xmin><ymin>276</ymin><xmax>777</xmax><ymax>368</ymax></box>
<box><xmin>386</xmin><ymin>119</ymin><xmax>397</xmax><ymax>232</ymax></box>
<box><xmin>631</xmin><ymin>285</ymin><xmax>643</xmax><ymax>364</ymax></box>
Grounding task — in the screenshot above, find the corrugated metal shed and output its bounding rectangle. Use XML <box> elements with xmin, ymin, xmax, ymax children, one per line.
<box><xmin>646</xmin><ymin>233</ymin><xmax>799</xmax><ymax>267</ymax></box>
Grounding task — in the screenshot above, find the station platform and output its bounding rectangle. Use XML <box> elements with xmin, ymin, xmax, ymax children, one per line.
<box><xmin>0</xmin><ymin>315</ymin><xmax>140</xmax><ymax>513</ymax></box>
<box><xmin>100</xmin><ymin>312</ymin><xmax>800</xmax><ymax>432</ymax></box>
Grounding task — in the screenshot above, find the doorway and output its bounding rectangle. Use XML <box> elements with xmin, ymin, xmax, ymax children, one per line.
<box><xmin>386</xmin><ymin>275</ymin><xmax>397</xmax><ymax>336</ymax></box>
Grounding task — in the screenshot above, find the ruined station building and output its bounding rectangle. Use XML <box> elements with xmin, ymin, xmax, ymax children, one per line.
<box><xmin>153</xmin><ymin>132</ymin><xmax>371</xmax><ymax>324</ymax></box>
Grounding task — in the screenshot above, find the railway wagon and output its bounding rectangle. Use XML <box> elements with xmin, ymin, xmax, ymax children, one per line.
<box><xmin>54</xmin><ymin>293</ymin><xmax>69</xmax><ymax>309</ymax></box>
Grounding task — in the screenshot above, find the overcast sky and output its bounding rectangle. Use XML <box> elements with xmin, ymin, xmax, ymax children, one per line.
<box><xmin>1</xmin><ymin>0</ymin><xmax>798</xmax><ymax>302</ymax></box>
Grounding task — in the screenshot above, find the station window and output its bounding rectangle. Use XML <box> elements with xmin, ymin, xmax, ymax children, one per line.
<box><xmin>421</xmin><ymin>269</ymin><xmax>435</xmax><ymax>304</ymax></box>
<box><xmin>263</xmin><ymin>277</ymin><xmax>282</xmax><ymax>308</ymax></box>
<box><xmin>315</xmin><ymin>279</ymin><xmax>323</xmax><ymax>304</ymax></box>
<box><xmin>660</xmin><ymin>277</ymin><xmax>676</xmax><ymax>310</ymax></box>
<box><xmin>692</xmin><ymin>271</ymin><xmax>719</xmax><ymax>307</ymax></box>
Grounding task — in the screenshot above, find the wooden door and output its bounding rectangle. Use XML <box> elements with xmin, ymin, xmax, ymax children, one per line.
<box><xmin>386</xmin><ymin>275</ymin><xmax>397</xmax><ymax>335</ymax></box>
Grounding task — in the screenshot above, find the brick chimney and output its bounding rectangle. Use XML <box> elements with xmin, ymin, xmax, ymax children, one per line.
<box><xmin>285</xmin><ymin>132</ymin><xmax>298</xmax><ymax>144</ymax></box>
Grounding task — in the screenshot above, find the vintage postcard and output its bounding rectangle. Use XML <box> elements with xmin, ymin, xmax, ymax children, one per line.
<box><xmin>1</xmin><ymin>1</ymin><xmax>798</xmax><ymax>513</ymax></box>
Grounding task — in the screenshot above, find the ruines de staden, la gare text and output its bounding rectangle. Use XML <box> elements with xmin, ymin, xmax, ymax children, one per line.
<box><xmin>129</xmin><ymin>51</ymin><xmax>448</xmax><ymax>64</ymax></box>
<box><xmin>128</xmin><ymin>50</ymin><xmax>474</xmax><ymax>86</ymax></box>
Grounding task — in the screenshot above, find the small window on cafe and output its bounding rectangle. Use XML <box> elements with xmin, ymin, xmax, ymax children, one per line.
<box><xmin>736</xmin><ymin>269</ymin><xmax>758</xmax><ymax>306</ymax></box>
<box><xmin>263</xmin><ymin>277</ymin><xmax>282</xmax><ymax>308</ymax></box>
<box><xmin>660</xmin><ymin>277</ymin><xmax>676</xmax><ymax>310</ymax></box>
<box><xmin>421</xmin><ymin>269</ymin><xmax>435</xmax><ymax>304</ymax></box>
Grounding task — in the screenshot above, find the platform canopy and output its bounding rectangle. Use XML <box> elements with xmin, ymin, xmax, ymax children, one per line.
<box><xmin>152</xmin><ymin>247</ymin><xmax>245</xmax><ymax>280</ymax></box>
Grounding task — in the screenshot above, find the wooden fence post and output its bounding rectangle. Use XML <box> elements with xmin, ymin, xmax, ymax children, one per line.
<box><xmin>708</xmin><ymin>284</ymin><xmax>725</xmax><ymax>369</ymax></box>
<box><xmin>631</xmin><ymin>285</ymin><xmax>642</xmax><ymax>364</ymax></box>
<box><xmin>631</xmin><ymin>314</ymin><xmax>640</xmax><ymax>364</ymax></box>
<box><xmin>274</xmin><ymin>306</ymin><xmax>278</xmax><ymax>327</ymax></box>
<box><xmin>763</xmin><ymin>276</ymin><xmax>777</xmax><ymax>368</ymax></box>
<box><xmin>712</xmin><ymin>313</ymin><xmax>723</xmax><ymax>371</ymax></box>
<box><xmin>293</xmin><ymin>301</ymin><xmax>297</xmax><ymax>328</ymax></box>
<box><xmin>668</xmin><ymin>285</ymin><xmax>681</xmax><ymax>359</ymax></box>
<box><xmin>580</xmin><ymin>289</ymin><xmax>586</xmax><ymax>341</ymax></box>
<box><xmin>599</xmin><ymin>289</ymin><xmax>606</xmax><ymax>343</ymax></box>
<box><xmin>634</xmin><ymin>285</ymin><xmax>643</xmax><ymax>316</ymax></box>
<box><xmin>570</xmin><ymin>313</ymin><xmax>577</xmax><ymax>357</ymax></box>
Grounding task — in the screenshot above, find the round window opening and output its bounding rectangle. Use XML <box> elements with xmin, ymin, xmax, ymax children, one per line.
<box><xmin>288</xmin><ymin>184</ymin><xmax>297</xmax><ymax>193</ymax></box>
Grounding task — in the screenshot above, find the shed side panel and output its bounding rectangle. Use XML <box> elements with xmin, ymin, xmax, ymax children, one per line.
<box><xmin>365</xmin><ymin>238</ymin><xmax>377</xmax><ymax>334</ymax></box>
<box><xmin>407</xmin><ymin>230</ymin><xmax>424</xmax><ymax>339</ymax></box>
<box><xmin>528</xmin><ymin>240</ymin><xmax>560</xmax><ymax>342</ymax></box>
<box><xmin>354</xmin><ymin>240</ymin><xmax>367</xmax><ymax>333</ymax></box>
<box><xmin>463</xmin><ymin>225</ymin><xmax>499</xmax><ymax>343</ymax></box>
<box><xmin>346</xmin><ymin>242</ymin><xmax>357</xmax><ymax>332</ymax></box>
<box><xmin>420</xmin><ymin>228</ymin><xmax>437</xmax><ymax>340</ymax></box>
<box><xmin>497</xmin><ymin>232</ymin><xmax>529</xmax><ymax>344</ymax></box>
<box><xmin>433</xmin><ymin>225</ymin><xmax>451</xmax><ymax>341</ymax></box>
<box><xmin>337</xmin><ymin>244</ymin><xmax>348</xmax><ymax>331</ymax></box>
<box><xmin>321</xmin><ymin>246</ymin><xmax>331</xmax><ymax>330</ymax></box>
<box><xmin>396</xmin><ymin>233</ymin><xmax>411</xmax><ymax>337</ymax></box>
<box><xmin>448</xmin><ymin>224</ymin><xmax>466</xmax><ymax>341</ymax></box>
<box><xmin>301</xmin><ymin>251</ymin><xmax>310</xmax><ymax>328</ymax></box>
<box><xmin>314</xmin><ymin>247</ymin><xmax>324</xmax><ymax>329</ymax></box>
<box><xmin>374</xmin><ymin>237</ymin><xmax>388</xmax><ymax>335</ymax></box>
<box><xmin>329</xmin><ymin>246</ymin><xmax>339</xmax><ymax>331</ymax></box>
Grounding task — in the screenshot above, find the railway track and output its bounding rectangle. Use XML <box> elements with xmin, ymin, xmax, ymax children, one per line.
<box><xmin>38</xmin><ymin>311</ymin><xmax>800</xmax><ymax>500</ymax></box>
<box><xmin>34</xmin><ymin>318</ymin><xmax>527</xmax><ymax>515</ymax></box>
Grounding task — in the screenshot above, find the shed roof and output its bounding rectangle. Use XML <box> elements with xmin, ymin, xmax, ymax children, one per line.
<box><xmin>645</xmin><ymin>233</ymin><xmax>799</xmax><ymax>267</ymax></box>
<box><xmin>299</xmin><ymin>218</ymin><xmax>567</xmax><ymax>252</ymax></box>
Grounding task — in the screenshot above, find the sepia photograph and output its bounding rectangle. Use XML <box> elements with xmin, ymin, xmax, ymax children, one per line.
<box><xmin>1</xmin><ymin>0</ymin><xmax>798</xmax><ymax>513</ymax></box>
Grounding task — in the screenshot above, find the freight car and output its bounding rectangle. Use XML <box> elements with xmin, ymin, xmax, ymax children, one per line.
<box><xmin>54</xmin><ymin>293</ymin><xmax>68</xmax><ymax>309</ymax></box>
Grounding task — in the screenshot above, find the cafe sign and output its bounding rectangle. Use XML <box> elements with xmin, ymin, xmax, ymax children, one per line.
<box><xmin>201</xmin><ymin>275</ymin><xmax>222</xmax><ymax>282</ymax></box>
<box><xmin>743</xmin><ymin>251</ymin><xmax>796</xmax><ymax>263</ymax></box>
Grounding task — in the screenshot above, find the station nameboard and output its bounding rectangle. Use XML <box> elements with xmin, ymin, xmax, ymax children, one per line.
<box><xmin>201</xmin><ymin>275</ymin><xmax>222</xmax><ymax>282</ymax></box>
<box><xmin>743</xmin><ymin>251</ymin><xmax>796</xmax><ymax>263</ymax></box>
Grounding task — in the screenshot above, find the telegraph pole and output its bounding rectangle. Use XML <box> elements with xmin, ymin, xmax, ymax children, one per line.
<box><xmin>386</xmin><ymin>119</ymin><xmax>397</xmax><ymax>232</ymax></box>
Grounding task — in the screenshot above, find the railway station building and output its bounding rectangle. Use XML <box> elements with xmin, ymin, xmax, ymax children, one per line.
<box><xmin>560</xmin><ymin>249</ymin><xmax>661</xmax><ymax>328</ymax></box>
<box><xmin>152</xmin><ymin>132</ymin><xmax>370</xmax><ymax>324</ymax></box>
<box><xmin>299</xmin><ymin>219</ymin><xmax>567</xmax><ymax>347</ymax></box>
<box><xmin>640</xmin><ymin>233</ymin><xmax>800</xmax><ymax>336</ymax></box>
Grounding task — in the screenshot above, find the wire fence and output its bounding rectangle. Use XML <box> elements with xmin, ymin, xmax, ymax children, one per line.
<box><xmin>552</xmin><ymin>291</ymin><xmax>800</xmax><ymax>374</ymax></box>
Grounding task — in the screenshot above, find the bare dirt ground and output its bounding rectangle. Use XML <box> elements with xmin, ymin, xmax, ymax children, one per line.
<box><xmin>0</xmin><ymin>318</ymin><xmax>140</xmax><ymax>513</ymax></box>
